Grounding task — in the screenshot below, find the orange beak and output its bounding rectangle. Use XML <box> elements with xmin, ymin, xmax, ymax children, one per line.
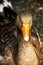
<box><xmin>21</xmin><ymin>23</ymin><xmax>31</xmax><ymax>41</ymax></box>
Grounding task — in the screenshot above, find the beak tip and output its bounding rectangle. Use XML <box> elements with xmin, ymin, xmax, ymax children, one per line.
<box><xmin>24</xmin><ymin>36</ymin><xmax>29</xmax><ymax>41</ymax></box>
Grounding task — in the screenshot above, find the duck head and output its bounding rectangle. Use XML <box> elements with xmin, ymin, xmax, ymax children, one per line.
<box><xmin>16</xmin><ymin>12</ymin><xmax>32</xmax><ymax>42</ymax></box>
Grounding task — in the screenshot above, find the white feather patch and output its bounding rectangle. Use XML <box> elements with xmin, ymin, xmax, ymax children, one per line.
<box><xmin>0</xmin><ymin>0</ymin><xmax>12</xmax><ymax>12</ymax></box>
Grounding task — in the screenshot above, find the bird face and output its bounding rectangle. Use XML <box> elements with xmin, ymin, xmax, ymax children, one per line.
<box><xmin>20</xmin><ymin>12</ymin><xmax>32</xmax><ymax>41</ymax></box>
<box><xmin>16</xmin><ymin>12</ymin><xmax>32</xmax><ymax>41</ymax></box>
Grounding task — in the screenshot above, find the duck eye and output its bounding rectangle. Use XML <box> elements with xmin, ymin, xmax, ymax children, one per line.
<box><xmin>16</xmin><ymin>16</ymin><xmax>22</xmax><ymax>29</ymax></box>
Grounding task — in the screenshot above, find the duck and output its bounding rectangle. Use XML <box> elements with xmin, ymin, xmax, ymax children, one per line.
<box><xmin>15</xmin><ymin>12</ymin><xmax>40</xmax><ymax>65</ymax></box>
<box><xmin>0</xmin><ymin>6</ymin><xmax>41</xmax><ymax>65</ymax></box>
